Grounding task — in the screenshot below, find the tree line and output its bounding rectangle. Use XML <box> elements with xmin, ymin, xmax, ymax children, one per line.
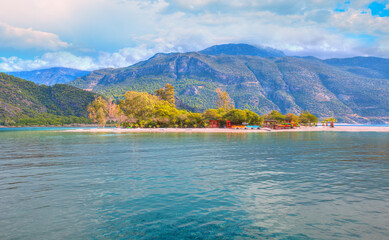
<box><xmin>87</xmin><ymin>83</ymin><xmax>322</xmax><ymax>128</ymax></box>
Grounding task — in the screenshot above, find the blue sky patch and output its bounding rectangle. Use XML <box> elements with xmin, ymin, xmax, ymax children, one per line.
<box><xmin>334</xmin><ymin>1</ymin><xmax>350</xmax><ymax>12</ymax></box>
<box><xmin>369</xmin><ymin>1</ymin><xmax>389</xmax><ymax>17</ymax></box>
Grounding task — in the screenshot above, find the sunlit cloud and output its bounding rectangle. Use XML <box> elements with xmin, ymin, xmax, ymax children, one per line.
<box><xmin>0</xmin><ymin>22</ymin><xmax>69</xmax><ymax>50</ymax></box>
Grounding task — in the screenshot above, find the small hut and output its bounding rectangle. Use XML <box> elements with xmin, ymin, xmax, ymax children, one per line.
<box><xmin>209</xmin><ymin>120</ymin><xmax>219</xmax><ymax>128</ymax></box>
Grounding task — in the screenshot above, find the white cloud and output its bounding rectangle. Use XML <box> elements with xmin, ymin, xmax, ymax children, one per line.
<box><xmin>97</xmin><ymin>45</ymin><xmax>162</xmax><ymax>68</ymax></box>
<box><xmin>0</xmin><ymin>52</ymin><xmax>96</xmax><ymax>72</ymax></box>
<box><xmin>0</xmin><ymin>22</ymin><xmax>69</xmax><ymax>50</ymax></box>
<box><xmin>0</xmin><ymin>45</ymin><xmax>167</xmax><ymax>72</ymax></box>
<box><xmin>0</xmin><ymin>0</ymin><xmax>389</xmax><ymax>72</ymax></box>
<box><xmin>331</xmin><ymin>9</ymin><xmax>389</xmax><ymax>35</ymax></box>
<box><xmin>170</xmin><ymin>0</ymin><xmax>343</xmax><ymax>14</ymax></box>
<box><xmin>171</xmin><ymin>0</ymin><xmax>218</xmax><ymax>9</ymax></box>
<box><xmin>124</xmin><ymin>9</ymin><xmax>379</xmax><ymax>59</ymax></box>
<box><xmin>4</xmin><ymin>0</ymin><xmax>389</xmax><ymax>73</ymax></box>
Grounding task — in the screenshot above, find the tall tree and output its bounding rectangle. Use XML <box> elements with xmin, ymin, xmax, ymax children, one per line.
<box><xmin>155</xmin><ymin>83</ymin><xmax>175</xmax><ymax>105</ymax></box>
<box><xmin>164</xmin><ymin>83</ymin><xmax>175</xmax><ymax>105</ymax></box>
<box><xmin>87</xmin><ymin>96</ymin><xmax>108</xmax><ymax>128</ymax></box>
<box><xmin>107</xmin><ymin>98</ymin><xmax>124</xmax><ymax>123</ymax></box>
<box><xmin>216</xmin><ymin>89</ymin><xmax>234</xmax><ymax>111</ymax></box>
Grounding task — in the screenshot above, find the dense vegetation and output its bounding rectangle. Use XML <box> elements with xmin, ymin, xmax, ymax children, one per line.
<box><xmin>88</xmin><ymin>84</ymin><xmax>320</xmax><ymax>128</ymax></box>
<box><xmin>0</xmin><ymin>73</ymin><xmax>96</xmax><ymax>126</ymax></box>
<box><xmin>70</xmin><ymin>44</ymin><xmax>389</xmax><ymax>124</ymax></box>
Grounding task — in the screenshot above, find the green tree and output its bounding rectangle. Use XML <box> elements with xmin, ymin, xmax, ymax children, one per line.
<box><xmin>285</xmin><ymin>113</ymin><xmax>299</xmax><ymax>123</ymax></box>
<box><xmin>323</xmin><ymin>117</ymin><xmax>338</xmax><ymax>123</ymax></box>
<box><xmin>188</xmin><ymin>112</ymin><xmax>204</xmax><ymax>127</ymax></box>
<box><xmin>120</xmin><ymin>91</ymin><xmax>158</xmax><ymax>122</ymax></box>
<box><xmin>153</xmin><ymin>100</ymin><xmax>179</xmax><ymax>127</ymax></box>
<box><xmin>216</xmin><ymin>89</ymin><xmax>234</xmax><ymax>111</ymax></box>
<box><xmin>244</xmin><ymin>109</ymin><xmax>263</xmax><ymax>125</ymax></box>
<box><xmin>263</xmin><ymin>110</ymin><xmax>286</xmax><ymax>123</ymax></box>
<box><xmin>223</xmin><ymin>109</ymin><xmax>247</xmax><ymax>124</ymax></box>
<box><xmin>299</xmin><ymin>111</ymin><xmax>319</xmax><ymax>126</ymax></box>
<box><xmin>87</xmin><ymin>96</ymin><xmax>108</xmax><ymax>128</ymax></box>
<box><xmin>202</xmin><ymin>108</ymin><xmax>225</xmax><ymax>120</ymax></box>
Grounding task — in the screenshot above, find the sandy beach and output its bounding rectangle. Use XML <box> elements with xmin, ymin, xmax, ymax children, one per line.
<box><xmin>64</xmin><ymin>126</ymin><xmax>389</xmax><ymax>133</ymax></box>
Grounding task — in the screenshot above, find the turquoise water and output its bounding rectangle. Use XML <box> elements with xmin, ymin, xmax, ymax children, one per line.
<box><xmin>0</xmin><ymin>130</ymin><xmax>388</xmax><ymax>239</ymax></box>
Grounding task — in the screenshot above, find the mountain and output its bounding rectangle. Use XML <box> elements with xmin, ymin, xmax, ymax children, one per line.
<box><xmin>6</xmin><ymin>67</ymin><xmax>90</xmax><ymax>86</ymax></box>
<box><xmin>69</xmin><ymin>44</ymin><xmax>389</xmax><ymax>124</ymax></box>
<box><xmin>199</xmin><ymin>43</ymin><xmax>285</xmax><ymax>57</ymax></box>
<box><xmin>0</xmin><ymin>73</ymin><xmax>96</xmax><ymax>125</ymax></box>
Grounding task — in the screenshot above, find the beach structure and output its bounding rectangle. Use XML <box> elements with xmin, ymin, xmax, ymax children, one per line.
<box><xmin>209</xmin><ymin>120</ymin><xmax>219</xmax><ymax>128</ymax></box>
<box><xmin>226</xmin><ymin>120</ymin><xmax>231</xmax><ymax>128</ymax></box>
<box><xmin>208</xmin><ymin>120</ymin><xmax>232</xmax><ymax>128</ymax></box>
<box><xmin>245</xmin><ymin>125</ymin><xmax>261</xmax><ymax>129</ymax></box>
<box><xmin>231</xmin><ymin>125</ymin><xmax>246</xmax><ymax>129</ymax></box>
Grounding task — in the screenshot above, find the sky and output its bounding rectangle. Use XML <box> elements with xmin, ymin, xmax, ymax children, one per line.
<box><xmin>0</xmin><ymin>0</ymin><xmax>388</xmax><ymax>72</ymax></box>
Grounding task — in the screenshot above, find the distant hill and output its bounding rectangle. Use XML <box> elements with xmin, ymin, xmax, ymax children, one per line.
<box><xmin>6</xmin><ymin>67</ymin><xmax>90</xmax><ymax>85</ymax></box>
<box><xmin>69</xmin><ymin>44</ymin><xmax>389</xmax><ymax>124</ymax></box>
<box><xmin>0</xmin><ymin>73</ymin><xmax>96</xmax><ymax>125</ymax></box>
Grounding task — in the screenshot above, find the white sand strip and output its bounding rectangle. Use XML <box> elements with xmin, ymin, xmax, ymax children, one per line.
<box><xmin>63</xmin><ymin>126</ymin><xmax>389</xmax><ymax>133</ymax></box>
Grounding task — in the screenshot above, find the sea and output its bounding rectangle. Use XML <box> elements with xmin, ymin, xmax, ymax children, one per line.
<box><xmin>0</xmin><ymin>128</ymin><xmax>388</xmax><ymax>239</ymax></box>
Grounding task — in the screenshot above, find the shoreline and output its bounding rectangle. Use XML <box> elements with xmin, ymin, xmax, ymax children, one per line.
<box><xmin>0</xmin><ymin>124</ymin><xmax>113</xmax><ymax>128</ymax></box>
<box><xmin>63</xmin><ymin>126</ymin><xmax>389</xmax><ymax>133</ymax></box>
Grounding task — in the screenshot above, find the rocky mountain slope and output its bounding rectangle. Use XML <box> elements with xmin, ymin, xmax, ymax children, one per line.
<box><xmin>69</xmin><ymin>44</ymin><xmax>389</xmax><ymax>123</ymax></box>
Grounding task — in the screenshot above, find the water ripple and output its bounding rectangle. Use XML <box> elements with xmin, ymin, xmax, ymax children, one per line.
<box><xmin>0</xmin><ymin>131</ymin><xmax>388</xmax><ymax>239</ymax></box>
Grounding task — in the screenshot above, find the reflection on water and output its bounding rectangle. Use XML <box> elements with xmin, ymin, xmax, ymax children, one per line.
<box><xmin>0</xmin><ymin>130</ymin><xmax>388</xmax><ymax>239</ymax></box>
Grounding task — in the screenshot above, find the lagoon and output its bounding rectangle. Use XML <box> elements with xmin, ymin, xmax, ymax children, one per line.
<box><xmin>0</xmin><ymin>129</ymin><xmax>388</xmax><ymax>239</ymax></box>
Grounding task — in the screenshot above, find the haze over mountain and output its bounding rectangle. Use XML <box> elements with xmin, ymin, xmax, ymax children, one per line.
<box><xmin>6</xmin><ymin>67</ymin><xmax>90</xmax><ymax>86</ymax></box>
<box><xmin>69</xmin><ymin>44</ymin><xmax>389</xmax><ymax>123</ymax></box>
<box><xmin>324</xmin><ymin>57</ymin><xmax>389</xmax><ymax>79</ymax></box>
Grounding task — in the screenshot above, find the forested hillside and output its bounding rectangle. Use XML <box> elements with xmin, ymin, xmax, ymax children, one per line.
<box><xmin>0</xmin><ymin>73</ymin><xmax>96</xmax><ymax>125</ymax></box>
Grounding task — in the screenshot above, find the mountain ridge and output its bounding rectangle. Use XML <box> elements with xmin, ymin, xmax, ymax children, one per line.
<box><xmin>68</xmin><ymin>44</ymin><xmax>389</xmax><ymax>124</ymax></box>
<box><xmin>199</xmin><ymin>43</ymin><xmax>285</xmax><ymax>58</ymax></box>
